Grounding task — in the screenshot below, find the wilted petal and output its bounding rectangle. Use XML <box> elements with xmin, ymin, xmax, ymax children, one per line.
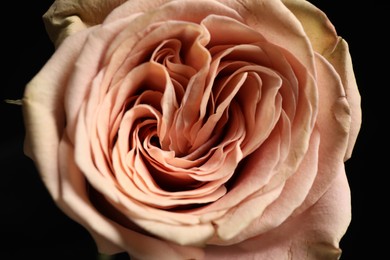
<box><xmin>43</xmin><ymin>0</ymin><xmax>129</xmax><ymax>47</ymax></box>
<box><xmin>282</xmin><ymin>0</ymin><xmax>339</xmax><ymax>55</ymax></box>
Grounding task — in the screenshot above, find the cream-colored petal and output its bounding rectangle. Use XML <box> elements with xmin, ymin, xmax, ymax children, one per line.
<box><xmin>42</xmin><ymin>0</ymin><xmax>127</xmax><ymax>47</ymax></box>
<box><xmin>282</xmin><ymin>0</ymin><xmax>339</xmax><ymax>55</ymax></box>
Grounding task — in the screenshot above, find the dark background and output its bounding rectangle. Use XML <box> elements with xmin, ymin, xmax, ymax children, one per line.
<box><xmin>1</xmin><ymin>1</ymin><xmax>385</xmax><ymax>259</ymax></box>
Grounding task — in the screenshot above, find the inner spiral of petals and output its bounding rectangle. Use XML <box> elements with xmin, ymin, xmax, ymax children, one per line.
<box><xmin>86</xmin><ymin>16</ymin><xmax>304</xmax><ymax>211</ymax></box>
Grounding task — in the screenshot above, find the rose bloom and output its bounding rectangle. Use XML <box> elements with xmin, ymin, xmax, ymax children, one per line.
<box><xmin>22</xmin><ymin>0</ymin><xmax>361</xmax><ymax>259</ymax></box>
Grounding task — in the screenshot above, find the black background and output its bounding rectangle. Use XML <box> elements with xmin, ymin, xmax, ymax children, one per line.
<box><xmin>1</xmin><ymin>1</ymin><xmax>385</xmax><ymax>259</ymax></box>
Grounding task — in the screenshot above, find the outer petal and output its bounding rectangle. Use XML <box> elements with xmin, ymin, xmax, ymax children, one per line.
<box><xmin>22</xmin><ymin>28</ymin><xmax>91</xmax><ymax>198</ymax></box>
<box><xmin>291</xmin><ymin>53</ymin><xmax>353</xmax><ymax>216</ymax></box>
<box><xmin>282</xmin><ymin>0</ymin><xmax>339</xmax><ymax>56</ymax></box>
<box><xmin>42</xmin><ymin>0</ymin><xmax>194</xmax><ymax>47</ymax></box>
<box><xmin>283</xmin><ymin>0</ymin><xmax>362</xmax><ymax>160</ymax></box>
<box><xmin>204</xmin><ymin>167</ymin><xmax>351</xmax><ymax>260</ymax></box>
<box><xmin>43</xmin><ymin>0</ymin><xmax>127</xmax><ymax>47</ymax></box>
<box><xmin>221</xmin><ymin>0</ymin><xmax>315</xmax><ymax>72</ymax></box>
<box><xmin>324</xmin><ymin>39</ymin><xmax>361</xmax><ymax>160</ymax></box>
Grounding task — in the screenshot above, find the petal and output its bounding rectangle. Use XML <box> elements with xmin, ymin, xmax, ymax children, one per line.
<box><xmin>22</xmin><ymin>28</ymin><xmax>91</xmax><ymax>198</ymax></box>
<box><xmin>63</xmin><ymin>16</ymin><xmax>134</xmax><ymax>142</ymax></box>
<box><xmin>314</xmin><ymin>52</ymin><xmax>354</xmax><ymax>163</ymax></box>
<box><xmin>225</xmin><ymin>0</ymin><xmax>316</xmax><ymax>73</ymax></box>
<box><xmin>204</xmin><ymin>167</ymin><xmax>350</xmax><ymax>259</ymax></box>
<box><xmin>43</xmin><ymin>0</ymin><xmax>128</xmax><ymax>47</ymax></box>
<box><xmin>288</xmin><ymin>53</ymin><xmax>352</xmax><ymax>216</ymax></box>
<box><xmin>282</xmin><ymin>0</ymin><xmax>339</xmax><ymax>55</ymax></box>
<box><xmin>211</xmin><ymin>129</ymin><xmax>320</xmax><ymax>245</ymax></box>
<box><xmin>323</xmin><ymin>39</ymin><xmax>362</xmax><ymax>160</ymax></box>
<box><xmin>57</xmin><ymin>135</ymin><xmax>205</xmax><ymax>259</ymax></box>
<box><xmin>282</xmin><ymin>0</ymin><xmax>362</xmax><ymax>160</ymax></box>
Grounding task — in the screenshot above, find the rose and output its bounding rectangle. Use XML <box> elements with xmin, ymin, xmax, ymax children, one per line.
<box><xmin>22</xmin><ymin>0</ymin><xmax>361</xmax><ymax>259</ymax></box>
<box><xmin>23</xmin><ymin>0</ymin><xmax>362</xmax><ymax>259</ymax></box>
